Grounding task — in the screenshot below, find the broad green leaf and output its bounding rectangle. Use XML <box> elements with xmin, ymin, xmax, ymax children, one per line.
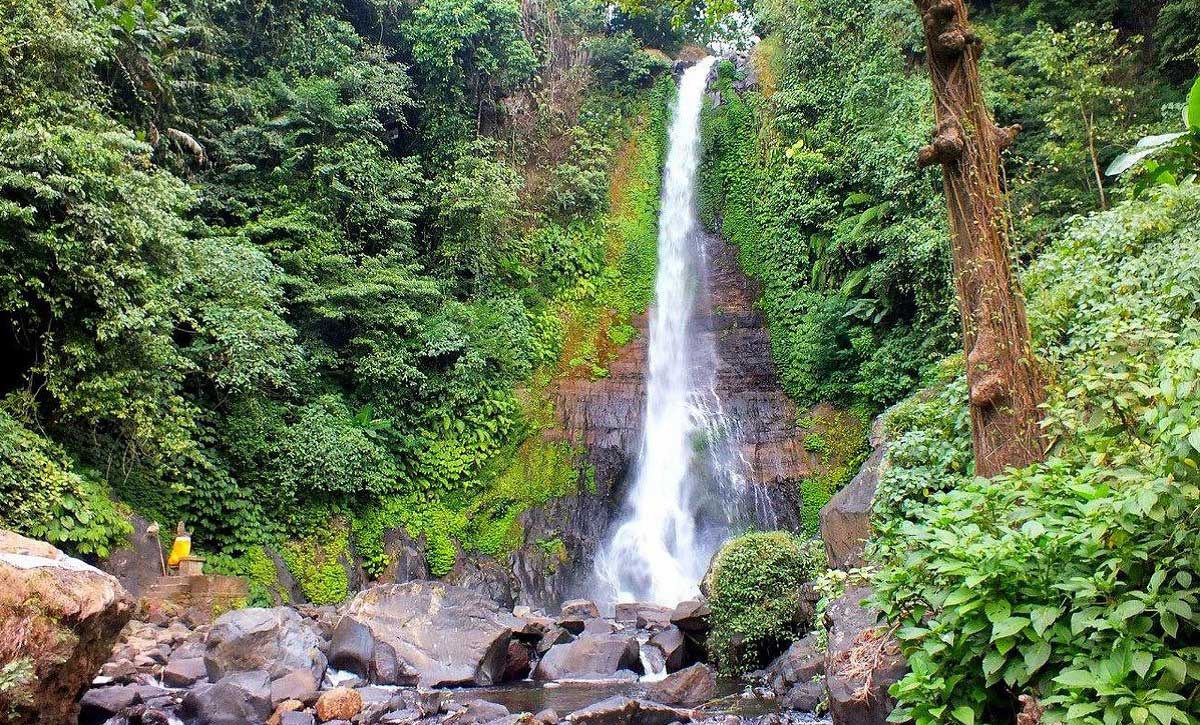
<box><xmin>1187</xmin><ymin>75</ymin><xmax>1200</xmax><ymax>130</ymax></box>
<box><xmin>1054</xmin><ymin>669</ymin><xmax>1098</xmax><ymax>689</ymax></box>
<box><xmin>992</xmin><ymin>616</ymin><xmax>1028</xmax><ymax>641</ymax></box>
<box><xmin>951</xmin><ymin>706</ymin><xmax>975</xmax><ymax>725</ymax></box>
<box><xmin>1023</xmin><ymin>641</ymin><xmax>1051</xmax><ymax>674</ymax></box>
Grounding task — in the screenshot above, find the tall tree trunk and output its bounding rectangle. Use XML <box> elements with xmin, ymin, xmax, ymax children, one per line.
<box><xmin>914</xmin><ymin>0</ymin><xmax>1046</xmax><ymax>477</ymax></box>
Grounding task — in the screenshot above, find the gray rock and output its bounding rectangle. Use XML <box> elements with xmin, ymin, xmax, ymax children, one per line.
<box><xmin>270</xmin><ymin>669</ymin><xmax>318</xmax><ymax>706</ymax></box>
<box><xmin>79</xmin><ymin>685</ymin><xmax>141</xmax><ymax>725</ymax></box>
<box><xmin>648</xmin><ymin>626</ymin><xmax>687</xmax><ymax>672</ymax></box>
<box><xmin>162</xmin><ymin>655</ymin><xmax>207</xmax><ymax>687</ymax></box>
<box><xmin>764</xmin><ymin>635</ymin><xmax>823</xmax><ymax>695</ymax></box>
<box><xmin>782</xmin><ymin>681</ymin><xmax>824</xmax><ymax>712</ymax></box>
<box><xmin>204</xmin><ymin>607</ymin><xmax>327</xmax><ymax>683</ymax></box>
<box><xmin>380</xmin><ymin>528</ymin><xmax>429</xmax><ymax>584</ymax></box>
<box><xmin>346</xmin><ymin>581</ymin><xmax>522</xmax><ymax>687</ymax></box>
<box><xmin>97</xmin><ymin>514</ymin><xmax>163</xmax><ymax>598</ymax></box>
<box><xmin>565</xmin><ymin>696</ymin><xmax>689</xmax><ymax>725</ymax></box>
<box><xmin>645</xmin><ymin>664</ymin><xmax>717</xmax><ymax>708</ymax></box>
<box><xmin>534</xmin><ymin>708</ymin><xmax>560</xmax><ymax>724</ymax></box>
<box><xmin>264</xmin><ymin>545</ymin><xmax>308</xmax><ymax>605</ymax></box>
<box><xmin>824</xmin><ymin>587</ymin><xmax>906</xmax><ymax>725</ymax></box>
<box><xmin>371</xmin><ymin>640</ymin><xmax>419</xmax><ymax>686</ymax></box>
<box><xmin>456</xmin><ymin>699</ymin><xmax>510</xmax><ymax>725</ymax></box>
<box><xmin>445</xmin><ymin>549</ymin><xmax>515</xmax><ymax>608</ymax></box>
<box><xmin>329</xmin><ymin>616</ymin><xmax>375</xmax><ymax>677</ymax></box>
<box><xmin>820</xmin><ymin>441</ymin><xmax>887</xmax><ymax>570</ymax></box>
<box><xmin>280</xmin><ymin>712</ymin><xmax>316</xmax><ymax>725</ymax></box>
<box><xmin>532</xmin><ymin>634</ymin><xmax>642</xmax><ymax>680</ymax></box>
<box><xmin>181</xmin><ymin>671</ymin><xmax>272</xmax><ymax>725</ymax></box>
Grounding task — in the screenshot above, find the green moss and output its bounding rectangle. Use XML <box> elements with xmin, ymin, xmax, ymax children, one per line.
<box><xmin>707</xmin><ymin>531</ymin><xmax>822</xmax><ymax>675</ymax></box>
<box><xmin>795</xmin><ymin>408</ymin><xmax>869</xmax><ymax>535</ymax></box>
<box><xmin>535</xmin><ymin>536</ymin><xmax>569</xmax><ymax>574</ymax></box>
<box><xmin>278</xmin><ymin>521</ymin><xmax>352</xmax><ymax>605</ymax></box>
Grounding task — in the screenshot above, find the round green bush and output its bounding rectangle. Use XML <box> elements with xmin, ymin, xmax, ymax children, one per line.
<box><xmin>707</xmin><ymin>531</ymin><xmax>819</xmax><ymax>674</ymax></box>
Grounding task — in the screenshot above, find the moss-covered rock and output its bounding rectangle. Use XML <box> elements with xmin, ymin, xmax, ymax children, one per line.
<box><xmin>706</xmin><ymin>531</ymin><xmax>822</xmax><ymax>674</ymax></box>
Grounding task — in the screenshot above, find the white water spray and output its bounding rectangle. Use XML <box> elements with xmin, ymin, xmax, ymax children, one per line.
<box><xmin>595</xmin><ymin>57</ymin><xmax>746</xmax><ymax>606</ymax></box>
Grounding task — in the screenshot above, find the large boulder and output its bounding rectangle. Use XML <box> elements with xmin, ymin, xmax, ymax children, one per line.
<box><xmin>645</xmin><ymin>664</ymin><xmax>717</xmax><ymax>707</ymax></box>
<box><xmin>647</xmin><ymin>626</ymin><xmax>687</xmax><ymax>672</ymax></box>
<box><xmin>820</xmin><ymin>424</ymin><xmax>887</xmax><ymax>570</ymax></box>
<box><xmin>824</xmin><ymin>587</ymin><xmax>906</xmax><ymax>725</ymax></box>
<box><xmin>0</xmin><ymin>530</ymin><xmax>134</xmax><ymax>725</ymax></box>
<box><xmin>328</xmin><ymin>616</ymin><xmax>375</xmax><ymax>678</ymax></box>
<box><xmin>532</xmin><ymin>634</ymin><xmax>642</xmax><ymax>681</ymax></box>
<box><xmin>345</xmin><ymin>581</ymin><xmax>521</xmax><ymax>687</ymax></box>
<box><xmin>669</xmin><ymin>600</ymin><xmax>710</xmax><ymax>634</ymax></box>
<box><xmin>204</xmin><ymin>607</ymin><xmax>327</xmax><ymax>683</ymax></box>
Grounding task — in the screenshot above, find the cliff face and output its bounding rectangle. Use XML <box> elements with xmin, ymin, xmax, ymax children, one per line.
<box><xmin>510</xmin><ymin>233</ymin><xmax>825</xmax><ymax>607</ymax></box>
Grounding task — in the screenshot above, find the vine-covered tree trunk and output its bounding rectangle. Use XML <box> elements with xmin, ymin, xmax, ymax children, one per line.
<box><xmin>914</xmin><ymin>0</ymin><xmax>1046</xmax><ymax>476</ymax></box>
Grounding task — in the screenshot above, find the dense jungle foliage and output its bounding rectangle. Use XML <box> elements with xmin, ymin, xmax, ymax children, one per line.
<box><xmin>692</xmin><ymin>0</ymin><xmax>1200</xmax><ymax>721</ymax></box>
<box><xmin>0</xmin><ymin>0</ymin><xmax>684</xmax><ymax>591</ymax></box>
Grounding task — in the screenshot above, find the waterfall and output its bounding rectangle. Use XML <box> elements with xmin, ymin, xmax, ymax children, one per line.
<box><xmin>595</xmin><ymin>57</ymin><xmax>751</xmax><ymax>606</ymax></box>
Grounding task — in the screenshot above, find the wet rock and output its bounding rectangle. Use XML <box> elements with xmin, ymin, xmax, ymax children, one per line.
<box><xmin>560</xmin><ymin>599</ymin><xmax>600</xmax><ymax>618</ymax></box>
<box><xmin>456</xmin><ymin>699</ymin><xmax>511</xmax><ymax>725</ymax></box>
<box><xmin>645</xmin><ymin>663</ymin><xmax>717</xmax><ymax>707</ymax></box>
<box><xmin>648</xmin><ymin>626</ymin><xmax>688</xmax><ymax>672</ymax></box>
<box><xmin>79</xmin><ymin>685</ymin><xmax>141</xmax><ymax>725</ymax></box>
<box><xmin>328</xmin><ymin>616</ymin><xmax>375</xmax><ymax>677</ymax></box>
<box><xmin>446</xmin><ymin>549</ymin><xmax>516</xmax><ymax>608</ymax></box>
<box><xmin>781</xmin><ymin>681</ymin><xmax>824</xmax><ymax>712</ymax></box>
<box><xmin>532</xmin><ymin>634</ymin><xmax>642</xmax><ymax>680</ymax></box>
<box><xmin>534</xmin><ymin>708</ymin><xmax>560</xmax><ymax>724</ymax></box>
<box><xmin>764</xmin><ymin>635</ymin><xmax>823</xmax><ymax>695</ymax></box>
<box><xmin>820</xmin><ymin>440</ymin><xmax>887</xmax><ymax>570</ymax></box>
<box><xmin>514</xmin><ymin>613</ymin><xmax>556</xmax><ymax>641</ymax></box>
<box><xmin>669</xmin><ymin>601</ymin><xmax>710</xmax><ymax>634</ymax></box>
<box><xmin>380</xmin><ymin>528</ymin><xmax>429</xmax><ymax>584</ymax></box>
<box><xmin>503</xmin><ymin>639</ymin><xmax>533</xmax><ymax>681</ymax></box>
<box><xmin>824</xmin><ymin>587</ymin><xmax>905</xmax><ymax>725</ymax></box>
<box><xmin>346</xmin><ymin>581</ymin><xmax>521</xmax><ymax>687</ymax></box>
<box><xmin>0</xmin><ymin>530</ymin><xmax>134</xmax><ymax>725</ymax></box>
<box><xmin>270</xmin><ymin>669</ymin><xmax>318</xmax><ymax>706</ymax></box>
<box><xmin>565</xmin><ymin>696</ymin><xmax>689</xmax><ymax>725</ymax></box>
<box><xmin>204</xmin><ymin>607</ymin><xmax>327</xmax><ymax>683</ymax></box>
<box><xmin>558</xmin><ymin>615</ymin><xmax>588</xmax><ymax>635</ymax></box>
<box><xmin>316</xmin><ymin>687</ymin><xmax>363</xmax><ymax>722</ymax></box>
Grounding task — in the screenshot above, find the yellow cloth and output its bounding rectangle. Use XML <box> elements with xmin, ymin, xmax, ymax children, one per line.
<box><xmin>167</xmin><ymin>535</ymin><xmax>191</xmax><ymax>567</ymax></box>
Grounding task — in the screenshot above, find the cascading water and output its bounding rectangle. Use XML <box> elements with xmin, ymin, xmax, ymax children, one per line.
<box><xmin>595</xmin><ymin>57</ymin><xmax>761</xmax><ymax>606</ymax></box>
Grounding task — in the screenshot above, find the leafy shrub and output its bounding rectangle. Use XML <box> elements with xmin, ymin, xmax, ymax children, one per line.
<box><xmin>707</xmin><ymin>531</ymin><xmax>821</xmax><ymax>674</ymax></box>
<box><xmin>872</xmin><ymin>184</ymin><xmax>1200</xmax><ymax>725</ymax></box>
<box><xmin>585</xmin><ymin>32</ymin><xmax>670</xmax><ymax>91</ymax></box>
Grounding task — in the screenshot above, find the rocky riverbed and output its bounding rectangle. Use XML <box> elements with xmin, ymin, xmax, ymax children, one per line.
<box><xmin>77</xmin><ymin>583</ymin><xmax>836</xmax><ymax>725</ymax></box>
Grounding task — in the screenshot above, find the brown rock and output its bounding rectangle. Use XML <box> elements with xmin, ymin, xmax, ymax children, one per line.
<box><xmin>820</xmin><ymin>442</ymin><xmax>886</xmax><ymax>570</ymax></box>
<box><xmin>648</xmin><ymin>626</ymin><xmax>687</xmax><ymax>672</ymax></box>
<box><xmin>270</xmin><ymin>669</ymin><xmax>318</xmax><ymax>706</ymax></box>
<box><xmin>669</xmin><ymin>600</ymin><xmax>710</xmax><ymax>634</ymax></box>
<box><xmin>824</xmin><ymin>587</ymin><xmax>906</xmax><ymax>725</ymax></box>
<box><xmin>559</xmin><ymin>599</ymin><xmax>600</xmax><ymax>618</ymax></box>
<box><xmin>315</xmin><ymin>687</ymin><xmax>362</xmax><ymax>722</ymax></box>
<box><xmin>531</xmin><ymin>634</ymin><xmax>641</xmax><ymax>680</ymax></box>
<box><xmin>764</xmin><ymin>634</ymin><xmax>823</xmax><ymax>695</ymax></box>
<box><xmin>0</xmin><ymin>530</ymin><xmax>134</xmax><ymax>725</ymax></box>
<box><xmin>645</xmin><ymin>663</ymin><xmax>717</xmax><ymax>707</ymax></box>
<box><xmin>566</xmin><ymin>696</ymin><xmax>689</xmax><ymax>725</ymax></box>
<box><xmin>503</xmin><ymin>640</ymin><xmax>533</xmax><ymax>681</ymax></box>
<box><xmin>267</xmin><ymin>699</ymin><xmax>304</xmax><ymax>725</ymax></box>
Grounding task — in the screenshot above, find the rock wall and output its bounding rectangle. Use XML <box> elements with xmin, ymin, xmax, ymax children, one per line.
<box><xmin>510</xmin><ymin>234</ymin><xmax>821</xmax><ymax>607</ymax></box>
